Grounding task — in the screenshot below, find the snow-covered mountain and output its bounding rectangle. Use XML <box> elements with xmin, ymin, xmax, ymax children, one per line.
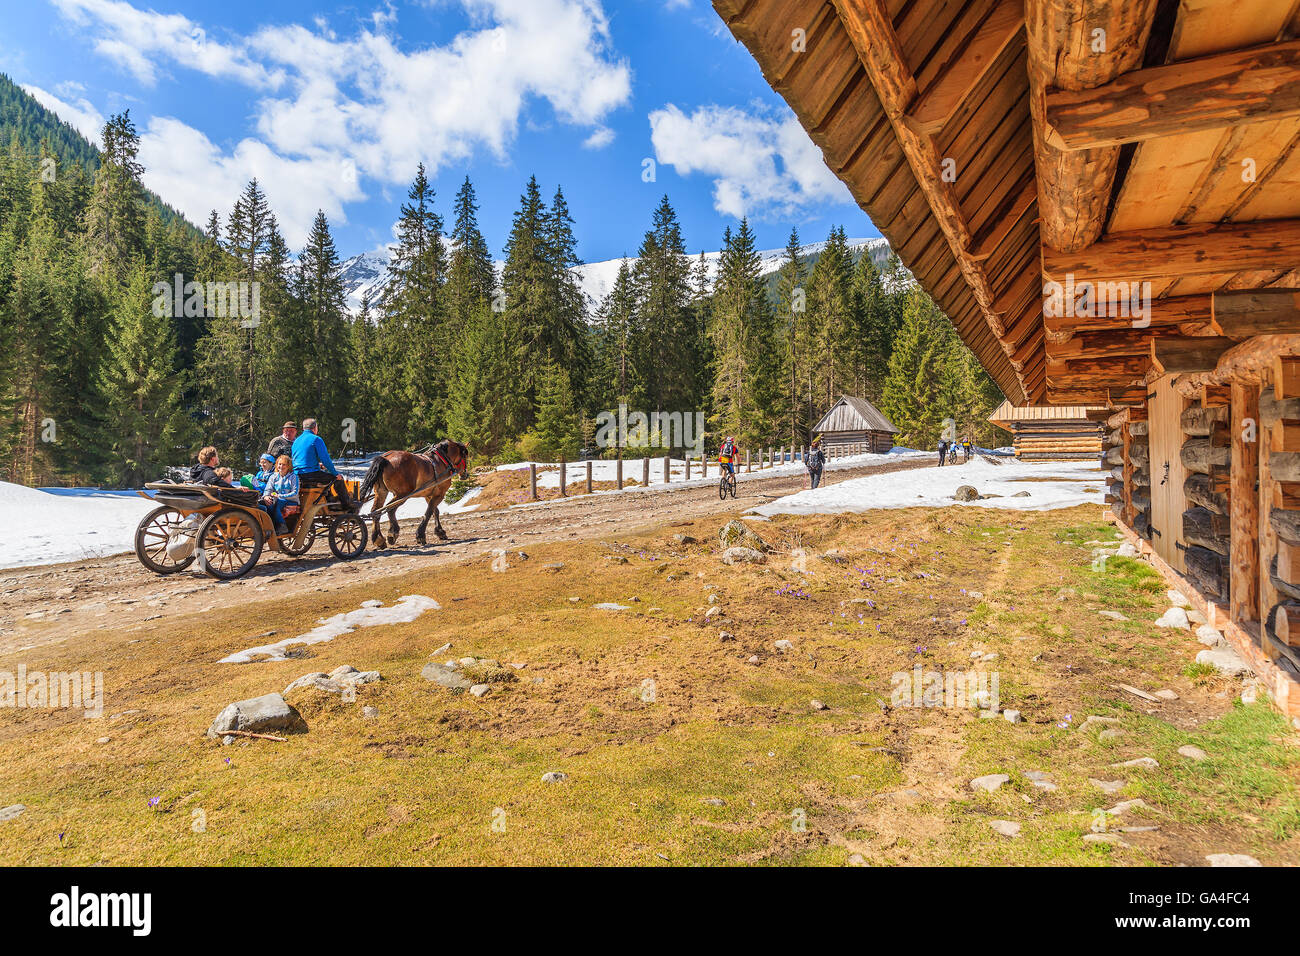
<box><xmin>338</xmin><ymin>236</ymin><xmax>893</xmax><ymax>318</ymax></box>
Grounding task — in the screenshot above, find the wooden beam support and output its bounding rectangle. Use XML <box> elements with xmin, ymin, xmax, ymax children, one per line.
<box><xmin>1043</xmin><ymin>219</ymin><xmax>1300</xmax><ymax>285</ymax></box>
<box><xmin>1278</xmin><ymin>356</ymin><xmax>1300</xmax><ymax>400</ymax></box>
<box><xmin>1045</xmin><ymin>38</ymin><xmax>1300</xmax><ymax>150</ymax></box>
<box><xmin>905</xmin><ymin>0</ymin><xmax>1025</xmax><ymax>136</ymax></box>
<box><xmin>1212</xmin><ymin>290</ymin><xmax>1300</xmax><ymax>338</ymax></box>
<box><xmin>1150</xmin><ymin>336</ymin><xmax>1236</xmax><ymax>376</ymax></box>
<box><xmin>1024</xmin><ymin>0</ymin><xmax>1158</xmax><ymax>254</ymax></box>
<box><xmin>1044</xmin><ymin>294</ymin><xmax>1214</xmax><ymax>342</ymax></box>
<box><xmin>1231</xmin><ymin>384</ymin><xmax>1261</xmax><ymax>623</ymax></box>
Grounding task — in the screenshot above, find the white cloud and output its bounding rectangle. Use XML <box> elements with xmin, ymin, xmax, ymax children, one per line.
<box><xmin>138</xmin><ymin>117</ymin><xmax>364</xmax><ymax>248</ymax></box>
<box><xmin>49</xmin><ymin>0</ymin><xmax>632</xmax><ymax>245</ymax></box>
<box><xmin>50</xmin><ymin>0</ymin><xmax>282</xmax><ymax>88</ymax></box>
<box><xmin>648</xmin><ymin>103</ymin><xmax>851</xmax><ymax>219</ymax></box>
<box><xmin>582</xmin><ymin>126</ymin><xmax>615</xmax><ymax>149</ymax></box>
<box><xmin>21</xmin><ymin>83</ymin><xmax>106</xmax><ymax>146</ymax></box>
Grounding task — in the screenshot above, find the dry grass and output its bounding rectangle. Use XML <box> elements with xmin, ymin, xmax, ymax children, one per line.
<box><xmin>1</xmin><ymin>504</ymin><xmax>1297</xmax><ymax>865</ymax></box>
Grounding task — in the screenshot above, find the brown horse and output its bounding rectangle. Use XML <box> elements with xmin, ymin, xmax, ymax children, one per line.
<box><xmin>357</xmin><ymin>440</ymin><xmax>469</xmax><ymax>548</ymax></box>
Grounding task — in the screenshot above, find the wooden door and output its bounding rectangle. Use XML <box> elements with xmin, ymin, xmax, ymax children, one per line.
<box><xmin>1148</xmin><ymin>374</ymin><xmax>1189</xmax><ymax>573</ymax></box>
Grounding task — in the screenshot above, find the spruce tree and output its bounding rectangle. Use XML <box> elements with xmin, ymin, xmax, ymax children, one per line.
<box><xmin>97</xmin><ymin>258</ymin><xmax>194</xmax><ymax>485</ymax></box>
<box><xmin>774</xmin><ymin>227</ymin><xmax>806</xmax><ymax>443</ymax></box>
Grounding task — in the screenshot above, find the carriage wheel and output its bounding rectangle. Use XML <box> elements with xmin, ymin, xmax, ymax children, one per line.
<box><xmin>278</xmin><ymin>524</ymin><xmax>318</xmax><ymax>558</ymax></box>
<box><xmin>328</xmin><ymin>515</ymin><xmax>367</xmax><ymax>560</ymax></box>
<box><xmin>197</xmin><ymin>508</ymin><xmax>264</xmax><ymax>580</ymax></box>
<box><xmin>134</xmin><ymin>506</ymin><xmax>197</xmax><ymax>574</ymax></box>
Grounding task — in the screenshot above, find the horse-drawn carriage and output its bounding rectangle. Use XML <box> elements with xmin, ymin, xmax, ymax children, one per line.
<box><xmin>133</xmin><ymin>479</ymin><xmax>368</xmax><ymax>580</ymax></box>
<box><xmin>131</xmin><ymin>439</ymin><xmax>470</xmax><ymax>581</ymax></box>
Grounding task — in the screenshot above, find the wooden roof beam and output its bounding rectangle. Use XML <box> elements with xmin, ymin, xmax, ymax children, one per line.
<box><xmin>1151</xmin><ymin>336</ymin><xmax>1237</xmax><ymax>376</ymax></box>
<box><xmin>832</xmin><ymin>0</ymin><xmax>1031</xmax><ymax>400</ymax></box>
<box><xmin>1043</xmin><ymin>219</ymin><xmax>1300</xmax><ymax>285</ymax></box>
<box><xmin>1045</xmin><ymin>39</ymin><xmax>1300</xmax><ymax>150</ymax></box>
<box><xmin>1044</xmin><ymin>293</ymin><xmax>1214</xmax><ymax>341</ymax></box>
<box><xmin>1212</xmin><ymin>290</ymin><xmax>1300</xmax><ymax>338</ymax></box>
<box><xmin>1024</xmin><ymin>0</ymin><xmax>1158</xmax><ymax>254</ymax></box>
<box><xmin>905</xmin><ymin>0</ymin><xmax>1026</xmax><ymax>137</ymax></box>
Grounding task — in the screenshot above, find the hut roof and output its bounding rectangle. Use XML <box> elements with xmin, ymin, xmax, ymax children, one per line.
<box><xmin>713</xmin><ymin>0</ymin><xmax>1300</xmax><ymax>409</ymax></box>
<box><xmin>988</xmin><ymin>400</ymin><xmax>1103</xmax><ymax>428</ymax></box>
<box><xmin>812</xmin><ymin>395</ymin><xmax>898</xmax><ymax>434</ymax></box>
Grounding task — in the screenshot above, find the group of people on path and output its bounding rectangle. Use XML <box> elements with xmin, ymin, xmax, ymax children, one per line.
<box><xmin>718</xmin><ymin>436</ymin><xmax>827</xmax><ymax>489</ymax></box>
<box><xmin>937</xmin><ymin>435</ymin><xmax>974</xmax><ymax>466</ymax></box>
<box><xmin>187</xmin><ymin>418</ymin><xmax>356</xmax><ymax>536</ymax></box>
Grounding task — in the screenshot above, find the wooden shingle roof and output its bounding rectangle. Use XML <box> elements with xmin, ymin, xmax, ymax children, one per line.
<box><xmin>714</xmin><ymin>0</ymin><xmax>1300</xmax><ymax>410</ymax></box>
<box><xmin>812</xmin><ymin>395</ymin><xmax>899</xmax><ymax>434</ymax></box>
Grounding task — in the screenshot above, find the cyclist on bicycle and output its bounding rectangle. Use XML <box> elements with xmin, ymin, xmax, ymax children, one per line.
<box><xmin>961</xmin><ymin>437</ymin><xmax>973</xmax><ymax>460</ymax></box>
<box><xmin>718</xmin><ymin>436</ymin><xmax>740</xmax><ymax>477</ymax></box>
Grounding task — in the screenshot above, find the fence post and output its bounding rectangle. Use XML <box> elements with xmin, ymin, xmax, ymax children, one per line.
<box><xmin>586</xmin><ymin>460</ymin><xmax>593</xmax><ymax>494</ymax></box>
<box><xmin>789</xmin><ymin>443</ymin><xmax>795</xmax><ymax>465</ymax></box>
<box><xmin>617</xmin><ymin>453</ymin><xmax>623</xmax><ymax>490</ymax></box>
<box><xmin>663</xmin><ymin>455</ymin><xmax>671</xmax><ymax>483</ymax></box>
<box><xmin>529</xmin><ymin>463</ymin><xmax>538</xmax><ymax>500</ymax></box>
<box><xmin>642</xmin><ymin>457</ymin><xmax>649</xmax><ymax>487</ymax></box>
<box><xmin>559</xmin><ymin>458</ymin><xmax>567</xmax><ymax>497</ymax></box>
<box><xmin>703</xmin><ymin>455</ymin><xmax>708</xmax><ymax>478</ymax></box>
<box><xmin>685</xmin><ymin>457</ymin><xmax>691</xmax><ymax>480</ymax></box>
<box><xmin>745</xmin><ymin>450</ymin><xmax>751</xmax><ymax>473</ymax></box>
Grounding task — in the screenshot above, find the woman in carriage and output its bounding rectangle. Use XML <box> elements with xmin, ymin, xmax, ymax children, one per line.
<box><xmin>259</xmin><ymin>455</ymin><xmax>300</xmax><ymax>536</ymax></box>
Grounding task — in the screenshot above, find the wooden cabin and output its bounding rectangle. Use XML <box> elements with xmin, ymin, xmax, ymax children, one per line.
<box><xmin>812</xmin><ymin>395</ymin><xmax>898</xmax><ymax>454</ymax></box>
<box><xmin>988</xmin><ymin>401</ymin><xmax>1103</xmax><ymax>460</ymax></box>
<box><xmin>715</xmin><ymin>0</ymin><xmax>1300</xmax><ymax>716</ymax></box>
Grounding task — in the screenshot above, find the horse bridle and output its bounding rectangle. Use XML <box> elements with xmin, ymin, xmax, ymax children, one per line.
<box><xmin>424</xmin><ymin>442</ymin><xmax>467</xmax><ymax>483</ymax></box>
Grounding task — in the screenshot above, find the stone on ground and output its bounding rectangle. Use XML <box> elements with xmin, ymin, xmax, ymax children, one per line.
<box><xmin>1177</xmin><ymin>745</ymin><xmax>1208</xmax><ymax>761</ymax></box>
<box><xmin>722</xmin><ymin>546</ymin><xmax>766</xmax><ymax>565</ymax></box>
<box><xmin>1154</xmin><ymin>607</ymin><xmax>1190</xmax><ymax>629</ymax></box>
<box><xmin>1155</xmin><ymin>689</ymin><xmax>1179</xmax><ymax>700</ymax></box>
<box><xmin>718</xmin><ymin>520</ymin><xmax>767</xmax><ymax>552</ymax></box>
<box><xmin>1083</xmin><ymin>833</ymin><xmax>1130</xmax><ymax>847</ymax></box>
<box><xmin>1196</xmin><ymin>624</ymin><xmax>1226</xmax><ymax>648</ymax></box>
<box><xmin>989</xmin><ymin>820</ymin><xmax>1021</xmax><ymax>837</ymax></box>
<box><xmin>1196</xmin><ymin>647</ymin><xmax>1249</xmax><ymax>677</ymax></box>
<box><xmin>206</xmin><ymin>692</ymin><xmax>304</xmax><ymax>738</ymax></box>
<box><xmin>0</xmin><ymin>805</ymin><xmax>25</xmax><ymax>822</ymax></box>
<box><xmin>1116</xmin><ymin>541</ymin><xmax>1138</xmax><ymax>557</ymax></box>
<box><xmin>1166</xmin><ymin>589</ymin><xmax>1192</xmax><ymax>609</ymax></box>
<box><xmin>421</xmin><ymin>662</ymin><xmax>473</xmax><ymax>692</ymax></box>
<box><xmin>1089</xmin><ymin>779</ymin><xmax>1126</xmax><ymax>794</ymax></box>
<box><xmin>541</xmin><ymin>771</ymin><xmax>567</xmax><ymax>784</ymax></box>
<box><xmin>1206</xmin><ymin>853</ymin><xmax>1262</xmax><ymax>867</ymax></box>
<box><xmin>970</xmin><ymin>773</ymin><xmax>1010</xmax><ymax>793</ymax></box>
<box><xmin>953</xmin><ymin>485</ymin><xmax>980</xmax><ymax>502</ymax></box>
<box><xmin>1099</xmin><ymin>610</ymin><xmax>1129</xmax><ymax>621</ymax></box>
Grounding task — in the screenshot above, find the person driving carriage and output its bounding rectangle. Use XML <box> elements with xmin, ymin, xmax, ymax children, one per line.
<box><xmin>292</xmin><ymin>418</ymin><xmax>356</xmax><ymax>511</ymax></box>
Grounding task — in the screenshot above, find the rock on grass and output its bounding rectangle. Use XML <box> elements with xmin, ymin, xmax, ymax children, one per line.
<box><xmin>206</xmin><ymin>693</ymin><xmax>305</xmax><ymax>738</ymax></box>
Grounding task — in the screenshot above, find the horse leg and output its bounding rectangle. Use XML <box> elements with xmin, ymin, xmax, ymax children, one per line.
<box><xmin>416</xmin><ymin>495</ymin><xmax>434</xmax><ymax>546</ymax></box>
<box><xmin>433</xmin><ymin>500</ymin><xmax>448</xmax><ymax>540</ymax></box>
<box><xmin>388</xmin><ymin>503</ymin><xmax>401</xmax><ymax>546</ymax></box>
<box><xmin>371</xmin><ymin>485</ymin><xmax>388</xmax><ymax>549</ymax></box>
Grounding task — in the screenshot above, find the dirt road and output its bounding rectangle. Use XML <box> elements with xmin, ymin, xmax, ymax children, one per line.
<box><xmin>0</xmin><ymin>457</ymin><xmax>932</xmax><ymax>651</ymax></box>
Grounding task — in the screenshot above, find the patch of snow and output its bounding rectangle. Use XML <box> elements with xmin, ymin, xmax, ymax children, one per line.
<box><xmin>750</xmin><ymin>459</ymin><xmax>1105</xmax><ymax>517</ymax></box>
<box><xmin>0</xmin><ymin>481</ymin><xmax>156</xmax><ymax>570</ymax></box>
<box><xmin>218</xmin><ymin>594</ymin><xmax>440</xmax><ymax>663</ymax></box>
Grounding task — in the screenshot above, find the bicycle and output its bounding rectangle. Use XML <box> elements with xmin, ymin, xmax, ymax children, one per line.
<box><xmin>718</xmin><ymin>465</ymin><xmax>737</xmax><ymax>500</ymax></box>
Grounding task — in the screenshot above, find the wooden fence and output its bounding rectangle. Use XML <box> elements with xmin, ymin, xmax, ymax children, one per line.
<box><xmin>523</xmin><ymin>441</ymin><xmax>880</xmax><ymax>500</ymax></box>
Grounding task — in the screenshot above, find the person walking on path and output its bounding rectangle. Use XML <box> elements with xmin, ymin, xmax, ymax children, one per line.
<box><xmin>806</xmin><ymin>437</ymin><xmax>826</xmax><ymax>489</ymax></box>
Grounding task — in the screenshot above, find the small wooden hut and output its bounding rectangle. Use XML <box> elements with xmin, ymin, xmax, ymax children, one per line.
<box><xmin>988</xmin><ymin>401</ymin><xmax>1103</xmax><ymax>460</ymax></box>
<box><xmin>811</xmin><ymin>395</ymin><xmax>898</xmax><ymax>454</ymax></box>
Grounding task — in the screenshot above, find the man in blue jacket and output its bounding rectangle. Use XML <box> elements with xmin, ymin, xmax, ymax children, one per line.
<box><xmin>293</xmin><ymin>417</ymin><xmax>355</xmax><ymax>511</ymax></box>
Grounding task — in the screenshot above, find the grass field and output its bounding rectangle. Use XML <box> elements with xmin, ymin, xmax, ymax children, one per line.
<box><xmin>1</xmin><ymin>504</ymin><xmax>1296</xmax><ymax>865</ymax></box>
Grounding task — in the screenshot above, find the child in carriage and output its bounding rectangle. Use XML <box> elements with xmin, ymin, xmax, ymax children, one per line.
<box><xmin>247</xmin><ymin>453</ymin><xmax>276</xmax><ymax>493</ymax></box>
<box><xmin>260</xmin><ymin>454</ymin><xmax>300</xmax><ymax>536</ymax></box>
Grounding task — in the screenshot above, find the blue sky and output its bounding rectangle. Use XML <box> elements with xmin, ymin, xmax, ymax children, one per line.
<box><xmin>4</xmin><ymin>0</ymin><xmax>879</xmax><ymax>261</ymax></box>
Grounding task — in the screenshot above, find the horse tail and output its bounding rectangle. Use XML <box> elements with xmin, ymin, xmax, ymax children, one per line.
<box><xmin>358</xmin><ymin>455</ymin><xmax>388</xmax><ymax>504</ymax></box>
